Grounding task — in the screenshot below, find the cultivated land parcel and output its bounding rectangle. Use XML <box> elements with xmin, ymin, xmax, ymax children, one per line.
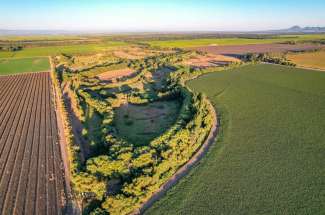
<box><xmin>0</xmin><ymin>72</ymin><xmax>67</xmax><ymax>214</ymax></box>
<box><xmin>0</xmin><ymin>32</ymin><xmax>325</xmax><ymax>214</ymax></box>
<box><xmin>0</xmin><ymin>57</ymin><xmax>50</xmax><ymax>75</ymax></box>
<box><xmin>146</xmin><ymin>64</ymin><xmax>325</xmax><ymax>214</ymax></box>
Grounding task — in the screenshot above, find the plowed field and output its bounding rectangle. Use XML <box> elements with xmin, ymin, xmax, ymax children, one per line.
<box><xmin>192</xmin><ymin>44</ymin><xmax>323</xmax><ymax>56</ymax></box>
<box><xmin>0</xmin><ymin>72</ymin><xmax>66</xmax><ymax>214</ymax></box>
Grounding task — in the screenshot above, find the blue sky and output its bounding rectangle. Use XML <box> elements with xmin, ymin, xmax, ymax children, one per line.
<box><xmin>1</xmin><ymin>0</ymin><xmax>325</xmax><ymax>31</ymax></box>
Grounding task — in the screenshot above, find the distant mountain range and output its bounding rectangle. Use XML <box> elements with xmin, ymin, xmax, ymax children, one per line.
<box><xmin>269</xmin><ymin>26</ymin><xmax>325</xmax><ymax>33</ymax></box>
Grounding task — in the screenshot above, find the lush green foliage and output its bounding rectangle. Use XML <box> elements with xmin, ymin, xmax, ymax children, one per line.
<box><xmin>0</xmin><ymin>57</ymin><xmax>50</xmax><ymax>75</ymax></box>
<box><xmin>56</xmin><ymin>51</ymin><xmax>215</xmax><ymax>214</ymax></box>
<box><xmin>146</xmin><ymin>64</ymin><xmax>325</xmax><ymax>215</ymax></box>
<box><xmin>241</xmin><ymin>53</ymin><xmax>296</xmax><ymax>66</ymax></box>
<box><xmin>0</xmin><ymin>41</ymin><xmax>128</xmax><ymax>59</ymax></box>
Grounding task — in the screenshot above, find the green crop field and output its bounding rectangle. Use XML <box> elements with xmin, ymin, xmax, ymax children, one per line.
<box><xmin>0</xmin><ymin>57</ymin><xmax>50</xmax><ymax>75</ymax></box>
<box><xmin>145</xmin><ymin>34</ymin><xmax>325</xmax><ymax>48</ymax></box>
<box><xmin>287</xmin><ymin>50</ymin><xmax>325</xmax><ymax>70</ymax></box>
<box><xmin>0</xmin><ymin>41</ymin><xmax>128</xmax><ymax>59</ymax></box>
<box><xmin>146</xmin><ymin>64</ymin><xmax>325</xmax><ymax>214</ymax></box>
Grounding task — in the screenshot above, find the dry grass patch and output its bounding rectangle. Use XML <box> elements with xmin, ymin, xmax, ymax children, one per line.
<box><xmin>97</xmin><ymin>68</ymin><xmax>135</xmax><ymax>81</ymax></box>
<box><xmin>181</xmin><ymin>53</ymin><xmax>240</xmax><ymax>68</ymax></box>
<box><xmin>287</xmin><ymin>50</ymin><xmax>325</xmax><ymax>70</ymax></box>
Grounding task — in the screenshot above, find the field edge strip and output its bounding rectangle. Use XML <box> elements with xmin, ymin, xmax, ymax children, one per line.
<box><xmin>49</xmin><ymin>57</ymin><xmax>81</xmax><ymax>214</ymax></box>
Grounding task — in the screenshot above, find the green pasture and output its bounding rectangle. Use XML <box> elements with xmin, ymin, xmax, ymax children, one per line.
<box><xmin>0</xmin><ymin>57</ymin><xmax>50</xmax><ymax>75</ymax></box>
<box><xmin>0</xmin><ymin>41</ymin><xmax>128</xmax><ymax>59</ymax></box>
<box><xmin>146</xmin><ymin>64</ymin><xmax>325</xmax><ymax>214</ymax></box>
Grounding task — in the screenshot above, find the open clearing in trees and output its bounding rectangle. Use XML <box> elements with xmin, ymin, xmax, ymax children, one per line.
<box><xmin>0</xmin><ymin>72</ymin><xmax>67</xmax><ymax>214</ymax></box>
<box><xmin>114</xmin><ymin>100</ymin><xmax>181</xmax><ymax>146</ymax></box>
<box><xmin>146</xmin><ymin>64</ymin><xmax>325</xmax><ymax>215</ymax></box>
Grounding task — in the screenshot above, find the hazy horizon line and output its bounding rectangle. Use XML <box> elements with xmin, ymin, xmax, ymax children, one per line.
<box><xmin>1</xmin><ymin>25</ymin><xmax>325</xmax><ymax>36</ymax></box>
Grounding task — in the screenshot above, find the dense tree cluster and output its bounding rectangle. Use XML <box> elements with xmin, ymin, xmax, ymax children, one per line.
<box><xmin>55</xmin><ymin>51</ymin><xmax>214</xmax><ymax>214</ymax></box>
<box><xmin>242</xmin><ymin>53</ymin><xmax>296</xmax><ymax>66</ymax></box>
<box><xmin>0</xmin><ymin>45</ymin><xmax>23</xmax><ymax>52</ymax></box>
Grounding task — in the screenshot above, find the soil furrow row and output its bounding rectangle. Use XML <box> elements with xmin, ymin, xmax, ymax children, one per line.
<box><xmin>0</xmin><ymin>73</ymin><xmax>38</xmax><ymax>214</ymax></box>
<box><xmin>35</xmin><ymin>72</ymin><xmax>48</xmax><ymax>214</ymax></box>
<box><xmin>0</xmin><ymin>75</ymin><xmax>14</xmax><ymax>102</ymax></box>
<box><xmin>0</xmin><ymin>75</ymin><xmax>30</xmax><ymax>179</ymax></box>
<box><xmin>0</xmin><ymin>76</ymin><xmax>26</xmax><ymax>140</ymax></box>
<box><xmin>24</xmin><ymin>73</ymin><xmax>44</xmax><ymax>214</ymax></box>
<box><xmin>46</xmin><ymin>73</ymin><xmax>60</xmax><ymax>215</ymax></box>
<box><xmin>13</xmin><ymin>72</ymin><xmax>42</xmax><ymax>215</ymax></box>
<box><xmin>0</xmin><ymin>72</ymin><xmax>67</xmax><ymax>214</ymax></box>
<box><xmin>0</xmin><ymin>73</ymin><xmax>36</xmax><ymax>212</ymax></box>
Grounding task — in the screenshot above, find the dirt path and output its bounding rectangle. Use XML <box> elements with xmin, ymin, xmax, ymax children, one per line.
<box><xmin>133</xmin><ymin>99</ymin><xmax>219</xmax><ymax>214</ymax></box>
<box><xmin>49</xmin><ymin>57</ymin><xmax>81</xmax><ymax>215</ymax></box>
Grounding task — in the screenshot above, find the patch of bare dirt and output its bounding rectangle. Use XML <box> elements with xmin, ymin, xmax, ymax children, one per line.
<box><xmin>97</xmin><ymin>68</ymin><xmax>135</xmax><ymax>82</ymax></box>
<box><xmin>191</xmin><ymin>43</ymin><xmax>324</xmax><ymax>57</ymax></box>
<box><xmin>113</xmin><ymin>46</ymin><xmax>153</xmax><ymax>59</ymax></box>
<box><xmin>181</xmin><ymin>53</ymin><xmax>241</xmax><ymax>68</ymax></box>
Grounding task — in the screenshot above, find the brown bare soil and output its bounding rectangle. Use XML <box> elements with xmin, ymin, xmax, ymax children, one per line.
<box><xmin>113</xmin><ymin>46</ymin><xmax>171</xmax><ymax>59</ymax></box>
<box><xmin>97</xmin><ymin>68</ymin><xmax>135</xmax><ymax>81</ymax></box>
<box><xmin>0</xmin><ymin>72</ymin><xmax>66</xmax><ymax>215</ymax></box>
<box><xmin>113</xmin><ymin>46</ymin><xmax>153</xmax><ymax>59</ymax></box>
<box><xmin>181</xmin><ymin>53</ymin><xmax>241</xmax><ymax>67</ymax></box>
<box><xmin>191</xmin><ymin>43</ymin><xmax>324</xmax><ymax>56</ymax></box>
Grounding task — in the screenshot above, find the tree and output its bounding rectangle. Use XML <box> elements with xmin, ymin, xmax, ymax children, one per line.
<box><xmin>72</xmin><ymin>172</ymin><xmax>106</xmax><ymax>200</ymax></box>
<box><xmin>87</xmin><ymin>155</ymin><xmax>130</xmax><ymax>178</ymax></box>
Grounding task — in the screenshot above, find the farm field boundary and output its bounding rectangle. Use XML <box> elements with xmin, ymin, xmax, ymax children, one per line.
<box><xmin>0</xmin><ymin>72</ymin><xmax>67</xmax><ymax>214</ymax></box>
<box><xmin>0</xmin><ymin>57</ymin><xmax>50</xmax><ymax>75</ymax></box>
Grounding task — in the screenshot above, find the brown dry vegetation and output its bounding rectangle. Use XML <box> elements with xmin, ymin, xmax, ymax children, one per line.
<box><xmin>287</xmin><ymin>50</ymin><xmax>325</xmax><ymax>70</ymax></box>
<box><xmin>97</xmin><ymin>68</ymin><xmax>135</xmax><ymax>81</ymax></box>
<box><xmin>181</xmin><ymin>53</ymin><xmax>240</xmax><ymax>67</ymax></box>
<box><xmin>192</xmin><ymin>43</ymin><xmax>324</xmax><ymax>56</ymax></box>
<box><xmin>113</xmin><ymin>46</ymin><xmax>172</xmax><ymax>59</ymax></box>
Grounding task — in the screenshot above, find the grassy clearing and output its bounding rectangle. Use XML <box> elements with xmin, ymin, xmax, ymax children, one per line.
<box><xmin>287</xmin><ymin>50</ymin><xmax>325</xmax><ymax>70</ymax></box>
<box><xmin>0</xmin><ymin>41</ymin><xmax>129</xmax><ymax>59</ymax></box>
<box><xmin>0</xmin><ymin>57</ymin><xmax>50</xmax><ymax>75</ymax></box>
<box><xmin>146</xmin><ymin>64</ymin><xmax>325</xmax><ymax>214</ymax></box>
<box><xmin>145</xmin><ymin>34</ymin><xmax>325</xmax><ymax>48</ymax></box>
<box><xmin>114</xmin><ymin>100</ymin><xmax>181</xmax><ymax>146</ymax></box>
